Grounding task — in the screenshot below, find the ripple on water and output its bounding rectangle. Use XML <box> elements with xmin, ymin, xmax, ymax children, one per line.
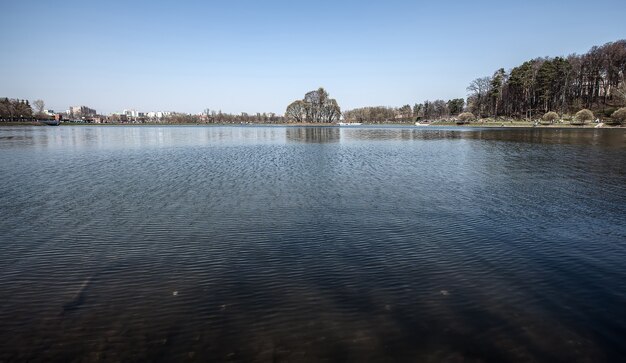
<box><xmin>0</xmin><ymin>126</ymin><xmax>625</xmax><ymax>362</ymax></box>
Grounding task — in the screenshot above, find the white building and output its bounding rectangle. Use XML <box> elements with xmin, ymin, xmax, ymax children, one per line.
<box><xmin>123</xmin><ymin>109</ymin><xmax>137</xmax><ymax>117</ymax></box>
<box><xmin>147</xmin><ymin>111</ymin><xmax>172</xmax><ymax>119</ymax></box>
<box><xmin>69</xmin><ymin>106</ymin><xmax>96</xmax><ymax>118</ymax></box>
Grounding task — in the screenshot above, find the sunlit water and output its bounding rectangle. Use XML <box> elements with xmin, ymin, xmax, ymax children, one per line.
<box><xmin>0</xmin><ymin>126</ymin><xmax>625</xmax><ymax>362</ymax></box>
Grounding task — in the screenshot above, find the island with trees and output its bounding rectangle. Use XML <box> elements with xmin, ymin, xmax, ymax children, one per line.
<box><xmin>285</xmin><ymin>88</ymin><xmax>341</xmax><ymax>124</ymax></box>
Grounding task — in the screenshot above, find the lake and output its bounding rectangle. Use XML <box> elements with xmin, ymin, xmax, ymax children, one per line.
<box><xmin>0</xmin><ymin>125</ymin><xmax>625</xmax><ymax>362</ymax></box>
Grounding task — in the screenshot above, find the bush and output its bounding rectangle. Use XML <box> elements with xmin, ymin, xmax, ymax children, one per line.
<box><xmin>611</xmin><ymin>107</ymin><xmax>626</xmax><ymax>124</ymax></box>
<box><xmin>542</xmin><ymin>111</ymin><xmax>559</xmax><ymax>123</ymax></box>
<box><xmin>457</xmin><ymin>112</ymin><xmax>475</xmax><ymax>123</ymax></box>
<box><xmin>574</xmin><ymin>109</ymin><xmax>594</xmax><ymax>124</ymax></box>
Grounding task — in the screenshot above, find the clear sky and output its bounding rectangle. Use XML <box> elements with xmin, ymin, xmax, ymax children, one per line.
<box><xmin>1</xmin><ymin>0</ymin><xmax>625</xmax><ymax>115</ymax></box>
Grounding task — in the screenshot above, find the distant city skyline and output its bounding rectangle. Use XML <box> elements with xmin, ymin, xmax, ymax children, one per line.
<box><xmin>1</xmin><ymin>0</ymin><xmax>625</xmax><ymax>115</ymax></box>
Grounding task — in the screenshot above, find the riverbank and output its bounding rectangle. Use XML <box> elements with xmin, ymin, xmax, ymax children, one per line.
<box><xmin>429</xmin><ymin>120</ymin><xmax>622</xmax><ymax>128</ymax></box>
<box><xmin>0</xmin><ymin>121</ymin><xmax>45</xmax><ymax>126</ymax></box>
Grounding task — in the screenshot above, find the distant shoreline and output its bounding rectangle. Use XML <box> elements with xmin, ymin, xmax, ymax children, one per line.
<box><xmin>0</xmin><ymin>121</ymin><xmax>622</xmax><ymax>129</ymax></box>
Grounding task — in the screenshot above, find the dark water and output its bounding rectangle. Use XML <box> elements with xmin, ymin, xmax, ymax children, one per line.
<box><xmin>0</xmin><ymin>126</ymin><xmax>625</xmax><ymax>362</ymax></box>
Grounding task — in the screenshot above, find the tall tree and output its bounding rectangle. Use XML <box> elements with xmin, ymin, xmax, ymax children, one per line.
<box><xmin>33</xmin><ymin>99</ymin><xmax>45</xmax><ymax>116</ymax></box>
<box><xmin>412</xmin><ymin>103</ymin><xmax>422</xmax><ymax>120</ymax></box>
<box><xmin>432</xmin><ymin>99</ymin><xmax>448</xmax><ymax>118</ymax></box>
<box><xmin>398</xmin><ymin>104</ymin><xmax>412</xmax><ymax>120</ymax></box>
<box><xmin>285</xmin><ymin>100</ymin><xmax>306</xmax><ymax>122</ymax></box>
<box><xmin>423</xmin><ymin>100</ymin><xmax>432</xmax><ymax>120</ymax></box>
<box><xmin>447</xmin><ymin>98</ymin><xmax>465</xmax><ymax>115</ymax></box>
<box><xmin>467</xmin><ymin>77</ymin><xmax>491</xmax><ymax>117</ymax></box>
<box><xmin>488</xmin><ymin>69</ymin><xmax>506</xmax><ymax>116</ymax></box>
<box><xmin>285</xmin><ymin>88</ymin><xmax>341</xmax><ymax>123</ymax></box>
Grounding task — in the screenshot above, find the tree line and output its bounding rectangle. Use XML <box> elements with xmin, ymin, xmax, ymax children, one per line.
<box><xmin>340</xmin><ymin>39</ymin><xmax>626</xmax><ymax>123</ymax></box>
<box><xmin>0</xmin><ymin>98</ymin><xmax>33</xmax><ymax>121</ymax></box>
<box><xmin>110</xmin><ymin>111</ymin><xmax>286</xmax><ymax>124</ymax></box>
<box><xmin>466</xmin><ymin>39</ymin><xmax>626</xmax><ymax>119</ymax></box>
<box><xmin>3</xmin><ymin>40</ymin><xmax>625</xmax><ymax>125</ymax></box>
<box><xmin>342</xmin><ymin>99</ymin><xmax>465</xmax><ymax>123</ymax></box>
<box><xmin>164</xmin><ymin>111</ymin><xmax>286</xmax><ymax>124</ymax></box>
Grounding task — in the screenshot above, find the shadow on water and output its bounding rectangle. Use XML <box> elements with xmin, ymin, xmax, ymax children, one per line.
<box><xmin>2</xmin><ymin>250</ymin><xmax>612</xmax><ymax>362</ymax></box>
<box><xmin>61</xmin><ymin>276</ymin><xmax>94</xmax><ymax>315</ymax></box>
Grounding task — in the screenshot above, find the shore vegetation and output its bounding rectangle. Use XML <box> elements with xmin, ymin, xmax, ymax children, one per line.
<box><xmin>611</xmin><ymin>107</ymin><xmax>626</xmax><ymax>125</ymax></box>
<box><xmin>574</xmin><ymin>109</ymin><xmax>594</xmax><ymax>124</ymax></box>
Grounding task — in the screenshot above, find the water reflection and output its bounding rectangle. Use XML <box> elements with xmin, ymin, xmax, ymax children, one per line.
<box><xmin>338</xmin><ymin>127</ymin><xmax>625</xmax><ymax>147</ymax></box>
<box><xmin>0</xmin><ymin>126</ymin><xmax>623</xmax><ymax>150</ymax></box>
<box><xmin>0</xmin><ymin>126</ymin><xmax>290</xmax><ymax>150</ymax></box>
<box><xmin>462</xmin><ymin>128</ymin><xmax>626</xmax><ymax>147</ymax></box>
<box><xmin>286</xmin><ymin>127</ymin><xmax>340</xmax><ymax>143</ymax></box>
<box><xmin>340</xmin><ymin>128</ymin><xmax>463</xmax><ymax>142</ymax></box>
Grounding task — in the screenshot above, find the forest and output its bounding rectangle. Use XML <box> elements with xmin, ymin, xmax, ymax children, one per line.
<box><xmin>465</xmin><ymin>39</ymin><xmax>626</xmax><ymax>120</ymax></box>
<box><xmin>343</xmin><ymin>39</ymin><xmax>626</xmax><ymax>123</ymax></box>
<box><xmin>165</xmin><ymin>111</ymin><xmax>285</xmax><ymax>124</ymax></box>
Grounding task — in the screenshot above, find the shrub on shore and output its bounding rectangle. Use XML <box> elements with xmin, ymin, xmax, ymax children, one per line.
<box><xmin>611</xmin><ymin>107</ymin><xmax>626</xmax><ymax>125</ymax></box>
<box><xmin>574</xmin><ymin>109</ymin><xmax>594</xmax><ymax>124</ymax></box>
<box><xmin>542</xmin><ymin>111</ymin><xmax>559</xmax><ymax>123</ymax></box>
<box><xmin>457</xmin><ymin>112</ymin><xmax>476</xmax><ymax>123</ymax></box>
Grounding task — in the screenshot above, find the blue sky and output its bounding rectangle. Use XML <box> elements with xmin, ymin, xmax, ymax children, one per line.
<box><xmin>1</xmin><ymin>0</ymin><xmax>625</xmax><ymax>115</ymax></box>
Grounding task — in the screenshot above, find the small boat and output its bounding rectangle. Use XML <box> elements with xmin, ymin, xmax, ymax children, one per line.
<box><xmin>415</xmin><ymin>122</ymin><xmax>429</xmax><ymax>126</ymax></box>
<box><xmin>337</xmin><ymin>122</ymin><xmax>363</xmax><ymax>126</ymax></box>
<box><xmin>40</xmin><ymin>119</ymin><xmax>60</xmax><ymax>126</ymax></box>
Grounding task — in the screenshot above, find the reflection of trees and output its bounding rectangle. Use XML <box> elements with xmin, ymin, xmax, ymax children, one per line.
<box><xmin>273</xmin><ymin>127</ymin><xmax>626</xmax><ymax>150</ymax></box>
<box><xmin>286</xmin><ymin>127</ymin><xmax>340</xmax><ymax>143</ymax></box>
<box><xmin>462</xmin><ymin>129</ymin><xmax>624</xmax><ymax>148</ymax></box>
<box><xmin>340</xmin><ymin>129</ymin><xmax>463</xmax><ymax>142</ymax></box>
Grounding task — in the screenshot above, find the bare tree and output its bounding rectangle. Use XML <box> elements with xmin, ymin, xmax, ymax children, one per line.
<box><xmin>33</xmin><ymin>99</ymin><xmax>45</xmax><ymax>117</ymax></box>
<box><xmin>33</xmin><ymin>99</ymin><xmax>45</xmax><ymax>112</ymax></box>
<box><xmin>467</xmin><ymin>77</ymin><xmax>491</xmax><ymax>117</ymax></box>
<box><xmin>432</xmin><ymin>99</ymin><xmax>449</xmax><ymax>118</ymax></box>
<box><xmin>320</xmin><ymin>98</ymin><xmax>341</xmax><ymax>123</ymax></box>
<box><xmin>285</xmin><ymin>100</ymin><xmax>306</xmax><ymax>122</ymax></box>
<box><xmin>614</xmin><ymin>76</ymin><xmax>626</xmax><ymax>104</ymax></box>
<box><xmin>343</xmin><ymin>106</ymin><xmax>395</xmax><ymax>123</ymax></box>
<box><xmin>286</xmin><ymin>88</ymin><xmax>341</xmax><ymax>123</ymax></box>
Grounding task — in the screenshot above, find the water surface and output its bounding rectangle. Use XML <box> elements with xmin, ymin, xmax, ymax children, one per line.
<box><xmin>1</xmin><ymin>126</ymin><xmax>625</xmax><ymax>362</ymax></box>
